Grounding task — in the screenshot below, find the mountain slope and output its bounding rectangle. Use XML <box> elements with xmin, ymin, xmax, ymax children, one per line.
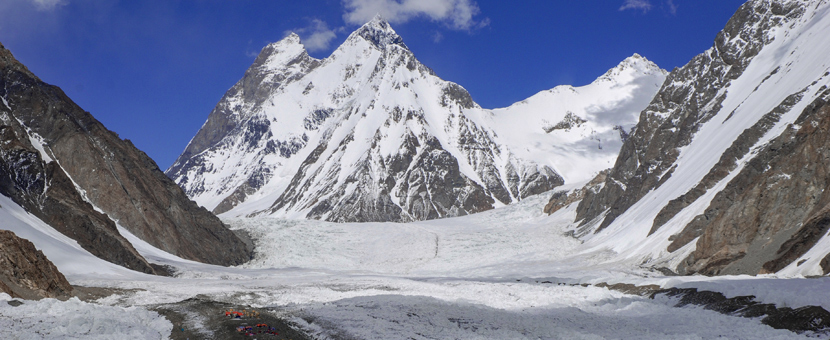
<box><xmin>167</xmin><ymin>17</ymin><xmax>666</xmax><ymax>222</ymax></box>
<box><xmin>573</xmin><ymin>0</ymin><xmax>830</xmax><ymax>276</ymax></box>
<box><xmin>0</xmin><ymin>229</ymin><xmax>73</xmax><ymax>300</ymax></box>
<box><xmin>0</xmin><ymin>42</ymin><xmax>252</xmax><ymax>269</ymax></box>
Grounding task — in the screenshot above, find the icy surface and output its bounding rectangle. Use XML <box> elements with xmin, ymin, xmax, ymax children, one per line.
<box><xmin>291</xmin><ymin>293</ymin><xmax>805</xmax><ymax>340</ymax></box>
<box><xmin>2</xmin><ymin>187</ymin><xmax>827</xmax><ymax>338</ymax></box>
<box><xmin>0</xmin><ymin>293</ymin><xmax>172</xmax><ymax>340</ymax></box>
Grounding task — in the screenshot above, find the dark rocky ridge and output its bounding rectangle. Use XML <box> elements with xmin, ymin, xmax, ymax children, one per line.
<box><xmin>0</xmin><ymin>42</ymin><xmax>252</xmax><ymax>267</ymax></box>
<box><xmin>576</xmin><ymin>0</ymin><xmax>806</xmax><ymax>233</ymax></box>
<box><xmin>572</xmin><ymin>0</ymin><xmax>826</xmax><ymax>275</ymax></box>
<box><xmin>651</xmin><ymin>288</ymin><xmax>830</xmax><ymax>334</ymax></box>
<box><xmin>0</xmin><ymin>230</ymin><xmax>73</xmax><ymax>300</ymax></box>
<box><xmin>675</xmin><ymin>89</ymin><xmax>830</xmax><ymax>275</ymax></box>
<box><xmin>1</xmin><ymin>60</ymin><xmax>155</xmax><ymax>274</ymax></box>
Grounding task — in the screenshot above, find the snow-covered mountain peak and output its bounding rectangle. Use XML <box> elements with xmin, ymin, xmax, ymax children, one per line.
<box><xmin>346</xmin><ymin>15</ymin><xmax>408</xmax><ymax>51</ymax></box>
<box><xmin>167</xmin><ymin>19</ymin><xmax>666</xmax><ymax>222</ymax></box>
<box><xmin>596</xmin><ymin>53</ymin><xmax>667</xmax><ymax>85</ymax></box>
<box><xmin>254</xmin><ymin>33</ymin><xmax>313</xmax><ymax>72</ymax></box>
<box><xmin>277</xmin><ymin>32</ymin><xmax>302</xmax><ymax>46</ymax></box>
<box><xmin>490</xmin><ymin>54</ymin><xmax>667</xmax><ymax>183</ymax></box>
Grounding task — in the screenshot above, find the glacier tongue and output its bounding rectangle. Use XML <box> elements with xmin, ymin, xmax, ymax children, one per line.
<box><xmin>166</xmin><ymin>18</ymin><xmax>667</xmax><ymax>222</ymax></box>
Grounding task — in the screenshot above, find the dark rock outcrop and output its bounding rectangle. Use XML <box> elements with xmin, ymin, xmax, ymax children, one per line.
<box><xmin>0</xmin><ymin>230</ymin><xmax>73</xmax><ymax>300</ymax></box>
<box><xmin>0</xmin><ymin>42</ymin><xmax>252</xmax><ymax>268</ymax></box>
<box><xmin>544</xmin><ymin>170</ymin><xmax>609</xmax><ymax>216</ymax></box>
<box><xmin>652</xmin><ymin>288</ymin><xmax>830</xmax><ymax>334</ymax></box>
<box><xmin>676</xmin><ymin>90</ymin><xmax>830</xmax><ymax>275</ymax></box>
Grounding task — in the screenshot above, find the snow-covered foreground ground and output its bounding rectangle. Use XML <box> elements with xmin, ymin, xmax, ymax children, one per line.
<box><xmin>3</xmin><ymin>192</ymin><xmax>830</xmax><ymax>339</ymax></box>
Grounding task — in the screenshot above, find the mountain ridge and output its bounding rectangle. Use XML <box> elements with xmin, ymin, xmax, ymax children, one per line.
<box><xmin>1</xmin><ymin>41</ymin><xmax>252</xmax><ymax>271</ymax></box>
<box><xmin>167</xmin><ymin>18</ymin><xmax>667</xmax><ymax>223</ymax></box>
<box><xmin>568</xmin><ymin>0</ymin><xmax>830</xmax><ymax>276</ymax></box>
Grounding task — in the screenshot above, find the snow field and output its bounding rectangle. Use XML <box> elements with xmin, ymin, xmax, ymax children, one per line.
<box><xmin>231</xmin><ymin>191</ymin><xmax>583</xmax><ymax>277</ymax></box>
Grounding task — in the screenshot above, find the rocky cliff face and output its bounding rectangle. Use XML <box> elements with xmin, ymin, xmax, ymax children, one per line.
<box><xmin>168</xmin><ymin>17</ymin><xmax>666</xmax><ymax>223</ymax></box>
<box><xmin>0</xmin><ymin>230</ymin><xmax>73</xmax><ymax>300</ymax></box>
<box><xmin>0</xmin><ymin>42</ymin><xmax>252</xmax><ymax>269</ymax></box>
<box><xmin>571</xmin><ymin>0</ymin><xmax>830</xmax><ymax>276</ymax></box>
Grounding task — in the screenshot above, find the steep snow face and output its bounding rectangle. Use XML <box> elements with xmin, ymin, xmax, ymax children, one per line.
<box><xmin>167</xmin><ymin>17</ymin><xmax>666</xmax><ymax>222</ymax></box>
<box><xmin>574</xmin><ymin>0</ymin><xmax>830</xmax><ymax>276</ymax></box>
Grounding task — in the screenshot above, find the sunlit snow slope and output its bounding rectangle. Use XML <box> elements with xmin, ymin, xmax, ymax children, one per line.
<box><xmin>491</xmin><ymin>54</ymin><xmax>665</xmax><ymax>183</ymax></box>
<box><xmin>167</xmin><ymin>17</ymin><xmax>666</xmax><ymax>223</ymax></box>
<box><xmin>574</xmin><ymin>0</ymin><xmax>830</xmax><ymax>276</ymax></box>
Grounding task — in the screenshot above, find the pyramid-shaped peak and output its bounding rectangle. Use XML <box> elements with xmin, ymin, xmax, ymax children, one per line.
<box><xmin>283</xmin><ymin>32</ymin><xmax>302</xmax><ymax>43</ymax></box>
<box><xmin>617</xmin><ymin>53</ymin><xmax>659</xmax><ymax>69</ymax></box>
<box><xmin>349</xmin><ymin>15</ymin><xmax>408</xmax><ymax>50</ymax></box>
<box><xmin>366</xmin><ymin>14</ymin><xmax>392</xmax><ymax>30</ymax></box>
<box><xmin>253</xmin><ymin>33</ymin><xmax>310</xmax><ymax>71</ymax></box>
<box><xmin>596</xmin><ymin>53</ymin><xmax>666</xmax><ymax>84</ymax></box>
<box><xmin>267</xmin><ymin>32</ymin><xmax>304</xmax><ymax>49</ymax></box>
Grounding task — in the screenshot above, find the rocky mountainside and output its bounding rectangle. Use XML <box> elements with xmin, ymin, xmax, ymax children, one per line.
<box><xmin>0</xmin><ymin>230</ymin><xmax>72</xmax><ymax>300</ymax></box>
<box><xmin>0</xmin><ymin>42</ymin><xmax>252</xmax><ymax>271</ymax></box>
<box><xmin>570</xmin><ymin>0</ymin><xmax>830</xmax><ymax>276</ymax></box>
<box><xmin>167</xmin><ymin>17</ymin><xmax>666</xmax><ymax>222</ymax></box>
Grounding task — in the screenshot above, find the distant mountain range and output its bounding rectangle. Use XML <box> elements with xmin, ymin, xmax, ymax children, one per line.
<box><xmin>167</xmin><ymin>16</ymin><xmax>666</xmax><ymax>222</ymax></box>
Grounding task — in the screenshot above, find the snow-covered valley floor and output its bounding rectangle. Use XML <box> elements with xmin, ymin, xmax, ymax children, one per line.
<box><xmin>3</xmin><ymin>192</ymin><xmax>830</xmax><ymax>339</ymax></box>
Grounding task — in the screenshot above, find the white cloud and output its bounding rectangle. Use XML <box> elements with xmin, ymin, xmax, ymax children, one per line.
<box><xmin>30</xmin><ymin>0</ymin><xmax>67</xmax><ymax>11</ymax></box>
<box><xmin>619</xmin><ymin>0</ymin><xmax>652</xmax><ymax>13</ymax></box>
<box><xmin>342</xmin><ymin>0</ymin><xmax>487</xmax><ymax>30</ymax></box>
<box><xmin>290</xmin><ymin>19</ymin><xmax>342</xmax><ymax>53</ymax></box>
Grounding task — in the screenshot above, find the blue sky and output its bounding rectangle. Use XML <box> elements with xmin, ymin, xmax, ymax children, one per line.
<box><xmin>0</xmin><ymin>0</ymin><xmax>744</xmax><ymax>169</ymax></box>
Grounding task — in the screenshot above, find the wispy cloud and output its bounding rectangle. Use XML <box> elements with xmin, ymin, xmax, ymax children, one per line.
<box><xmin>666</xmin><ymin>0</ymin><xmax>678</xmax><ymax>15</ymax></box>
<box><xmin>619</xmin><ymin>0</ymin><xmax>652</xmax><ymax>13</ymax></box>
<box><xmin>342</xmin><ymin>0</ymin><xmax>488</xmax><ymax>30</ymax></box>
<box><xmin>290</xmin><ymin>19</ymin><xmax>343</xmax><ymax>53</ymax></box>
<box><xmin>620</xmin><ymin>0</ymin><xmax>679</xmax><ymax>15</ymax></box>
<box><xmin>30</xmin><ymin>0</ymin><xmax>67</xmax><ymax>11</ymax></box>
<box><xmin>431</xmin><ymin>31</ymin><xmax>444</xmax><ymax>43</ymax></box>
